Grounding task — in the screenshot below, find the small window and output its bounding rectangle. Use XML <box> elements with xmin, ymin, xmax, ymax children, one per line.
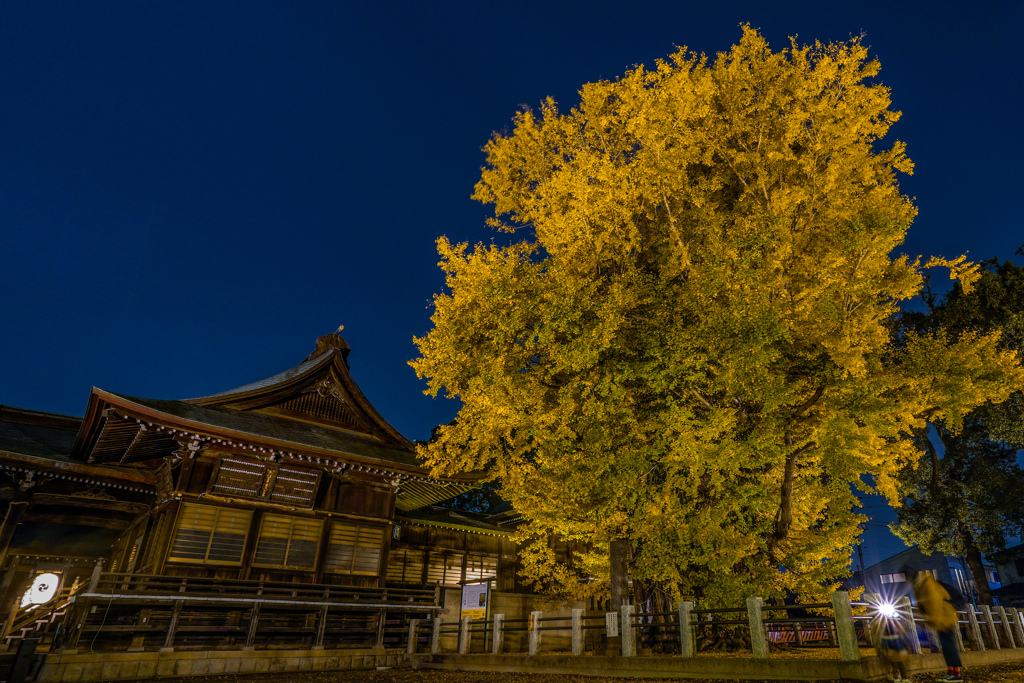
<box><xmin>465</xmin><ymin>554</ymin><xmax>498</xmax><ymax>582</ymax></box>
<box><xmin>211</xmin><ymin>457</ymin><xmax>267</xmax><ymax>497</ymax></box>
<box><xmin>323</xmin><ymin>522</ymin><xmax>384</xmax><ymax>575</ymax></box>
<box><xmin>210</xmin><ymin>457</ymin><xmax>319</xmax><ymax>507</ymax></box>
<box><xmin>270</xmin><ymin>465</ymin><xmax>319</xmax><ymax>505</ymax></box>
<box><xmin>387</xmin><ymin>548</ymin><xmax>425</xmax><ymax>584</ymax></box>
<box><xmin>427</xmin><ymin>552</ymin><xmax>464</xmax><ymax>585</ymax></box>
<box><xmin>253</xmin><ymin>514</ymin><xmax>323</xmax><ymax>570</ymax></box>
<box><xmin>169</xmin><ymin>503</ymin><xmax>252</xmax><ymax>565</ymax></box>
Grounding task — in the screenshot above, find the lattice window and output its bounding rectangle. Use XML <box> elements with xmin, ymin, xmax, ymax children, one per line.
<box><xmin>211</xmin><ymin>456</ymin><xmax>267</xmax><ymax>497</ymax></box>
<box><xmin>427</xmin><ymin>552</ymin><xmax>464</xmax><ymax>586</ymax></box>
<box><xmin>386</xmin><ymin>548</ymin><xmax>425</xmax><ymax>584</ymax></box>
<box><xmin>168</xmin><ymin>503</ymin><xmax>252</xmax><ymax>565</ymax></box>
<box><xmin>253</xmin><ymin>514</ymin><xmax>323</xmax><ymax>570</ymax></box>
<box><xmin>270</xmin><ymin>465</ymin><xmax>319</xmax><ymax>506</ymax></box>
<box><xmin>464</xmin><ymin>554</ymin><xmax>498</xmax><ymax>582</ymax></box>
<box><xmin>323</xmin><ymin>522</ymin><xmax>384</xmax><ymax>575</ymax></box>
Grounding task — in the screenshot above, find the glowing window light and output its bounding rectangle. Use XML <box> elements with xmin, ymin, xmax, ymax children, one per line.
<box><xmin>20</xmin><ymin>572</ymin><xmax>60</xmax><ymax>608</ymax></box>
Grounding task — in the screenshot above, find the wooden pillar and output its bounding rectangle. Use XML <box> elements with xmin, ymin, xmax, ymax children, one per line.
<box><xmin>314</xmin><ymin>605</ymin><xmax>329</xmax><ymax>649</ymax></box>
<box><xmin>161</xmin><ymin>600</ymin><xmax>183</xmax><ymax>652</ymax></box>
<box><xmin>86</xmin><ymin>559</ymin><xmax>104</xmax><ymax>594</ymax></box>
<box><xmin>374</xmin><ymin>609</ymin><xmax>386</xmax><ymax>649</ymax></box>
<box><xmin>244</xmin><ymin>603</ymin><xmax>261</xmax><ymax>649</ymax></box>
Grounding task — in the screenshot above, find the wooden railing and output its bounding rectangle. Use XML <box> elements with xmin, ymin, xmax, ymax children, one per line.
<box><xmin>25</xmin><ymin>570</ymin><xmax>443</xmax><ymax>654</ymax></box>
<box><xmin>82</xmin><ymin>572</ymin><xmax>438</xmax><ymax>607</ymax></box>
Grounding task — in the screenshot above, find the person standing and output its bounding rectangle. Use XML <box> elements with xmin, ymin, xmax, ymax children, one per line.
<box><xmin>903</xmin><ymin>565</ymin><xmax>964</xmax><ymax>682</ymax></box>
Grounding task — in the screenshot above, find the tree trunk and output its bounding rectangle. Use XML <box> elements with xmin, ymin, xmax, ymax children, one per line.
<box><xmin>961</xmin><ymin>527</ymin><xmax>993</xmax><ymax>606</ymax></box>
<box><xmin>609</xmin><ymin>539</ymin><xmax>629</xmax><ymax>608</ymax></box>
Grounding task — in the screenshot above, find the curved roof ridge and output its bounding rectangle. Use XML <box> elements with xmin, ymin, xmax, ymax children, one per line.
<box><xmin>185</xmin><ymin>351</ymin><xmax>334</xmax><ymax>402</ymax></box>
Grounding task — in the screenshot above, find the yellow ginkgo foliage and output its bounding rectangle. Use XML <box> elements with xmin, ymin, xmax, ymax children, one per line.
<box><xmin>410</xmin><ymin>27</ymin><xmax>1024</xmax><ymax>605</ymax></box>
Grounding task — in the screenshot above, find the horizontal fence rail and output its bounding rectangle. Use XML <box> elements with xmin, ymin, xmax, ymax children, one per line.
<box><xmin>430</xmin><ymin>591</ymin><xmax>1024</xmax><ymax>661</ymax></box>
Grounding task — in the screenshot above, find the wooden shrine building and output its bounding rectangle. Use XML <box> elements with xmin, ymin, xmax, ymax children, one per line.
<box><xmin>0</xmin><ymin>332</ymin><xmax>520</xmax><ymax>658</ymax></box>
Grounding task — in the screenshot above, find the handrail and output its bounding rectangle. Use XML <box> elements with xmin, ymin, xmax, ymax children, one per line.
<box><xmin>89</xmin><ymin>573</ymin><xmax>436</xmax><ymax>605</ymax></box>
<box><xmin>98</xmin><ymin>572</ymin><xmax>435</xmax><ymax>595</ymax></box>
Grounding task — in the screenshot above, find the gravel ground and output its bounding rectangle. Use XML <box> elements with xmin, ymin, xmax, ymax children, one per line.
<box><xmin>121</xmin><ymin>659</ymin><xmax>1024</xmax><ymax>683</ymax></box>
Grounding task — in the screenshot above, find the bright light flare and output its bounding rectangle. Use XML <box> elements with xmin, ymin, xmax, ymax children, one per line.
<box><xmin>876</xmin><ymin>602</ymin><xmax>899</xmax><ymax>619</ymax></box>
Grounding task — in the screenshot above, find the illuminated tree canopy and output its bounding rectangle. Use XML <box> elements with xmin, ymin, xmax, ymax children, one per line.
<box><xmin>411</xmin><ymin>27</ymin><xmax>1024</xmax><ymax>604</ymax></box>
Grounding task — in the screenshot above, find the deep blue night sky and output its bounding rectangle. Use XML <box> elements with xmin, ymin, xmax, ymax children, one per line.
<box><xmin>2</xmin><ymin>2</ymin><xmax>1021</xmax><ymax>567</ymax></box>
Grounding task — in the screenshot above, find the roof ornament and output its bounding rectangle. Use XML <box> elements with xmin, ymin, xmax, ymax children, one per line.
<box><xmin>301</xmin><ymin>377</ymin><xmax>346</xmax><ymax>402</ymax></box>
<box><xmin>305</xmin><ymin>326</ymin><xmax>351</xmax><ymax>362</ymax></box>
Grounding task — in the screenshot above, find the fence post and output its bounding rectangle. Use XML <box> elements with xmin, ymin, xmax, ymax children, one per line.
<box><xmin>1015</xmin><ymin>609</ymin><xmax>1024</xmax><ymax>647</ymax></box>
<box><xmin>431</xmin><ymin>615</ymin><xmax>443</xmax><ymax>654</ymax></box>
<box><xmin>406</xmin><ymin>619</ymin><xmax>419</xmax><ymax>655</ymax></box>
<box><xmin>861</xmin><ymin>592</ymin><xmax>881</xmax><ymax>648</ymax></box>
<box><xmin>980</xmin><ymin>605</ymin><xmax>1001</xmax><ymax>649</ymax></box>
<box><xmin>896</xmin><ymin>596</ymin><xmax>921</xmax><ymax>654</ymax></box>
<box><xmin>458</xmin><ymin>616</ymin><xmax>471</xmax><ymax>655</ymax></box>
<box><xmin>492</xmin><ymin>613</ymin><xmax>504</xmax><ymax>654</ymax></box>
<box><xmin>830</xmin><ymin>591</ymin><xmax>860</xmax><ymax>661</ymax></box>
<box><xmin>996</xmin><ymin>607</ymin><xmax>1016</xmax><ymax>649</ymax></box>
<box><xmin>746</xmin><ymin>597</ymin><xmax>768</xmax><ymax>659</ymax></box>
<box><xmin>571</xmin><ymin>608</ymin><xmax>583</xmax><ymax>656</ymax></box>
<box><xmin>965</xmin><ymin>605</ymin><xmax>984</xmax><ymax>651</ymax></box>
<box><xmin>528</xmin><ymin>610</ymin><xmax>543</xmax><ymax>656</ymax></box>
<box><xmin>953</xmin><ymin>612</ymin><xmax>966</xmax><ymax>653</ymax></box>
<box><xmin>620</xmin><ymin>604</ymin><xmax>636</xmax><ymax>657</ymax></box>
<box><xmin>678</xmin><ymin>601</ymin><xmax>695</xmax><ymax>658</ymax></box>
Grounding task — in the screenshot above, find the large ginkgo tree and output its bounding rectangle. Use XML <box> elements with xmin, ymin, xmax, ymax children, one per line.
<box><xmin>410</xmin><ymin>27</ymin><xmax>1024</xmax><ymax>605</ymax></box>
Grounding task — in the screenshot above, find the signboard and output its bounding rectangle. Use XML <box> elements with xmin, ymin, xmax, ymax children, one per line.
<box><xmin>460</xmin><ymin>581</ymin><xmax>489</xmax><ymax>620</ymax></box>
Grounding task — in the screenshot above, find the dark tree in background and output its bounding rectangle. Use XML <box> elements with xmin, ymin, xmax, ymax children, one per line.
<box><xmin>894</xmin><ymin>255</ymin><xmax>1024</xmax><ymax>606</ymax></box>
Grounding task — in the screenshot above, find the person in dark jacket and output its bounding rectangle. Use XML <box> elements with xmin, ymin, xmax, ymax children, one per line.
<box><xmin>903</xmin><ymin>565</ymin><xmax>964</xmax><ymax>682</ymax></box>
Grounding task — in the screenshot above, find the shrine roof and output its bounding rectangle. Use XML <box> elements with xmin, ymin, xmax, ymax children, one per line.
<box><xmin>396</xmin><ymin>506</ymin><xmax>509</xmax><ymax>536</ymax></box>
<box><xmin>0</xmin><ymin>406</ymin><xmax>80</xmax><ymax>461</ymax></box>
<box><xmin>193</xmin><ymin>354</ymin><xmax>329</xmax><ymax>400</ymax></box>
<box><xmin>102</xmin><ymin>391</ymin><xmax>424</xmax><ymax>470</ymax></box>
